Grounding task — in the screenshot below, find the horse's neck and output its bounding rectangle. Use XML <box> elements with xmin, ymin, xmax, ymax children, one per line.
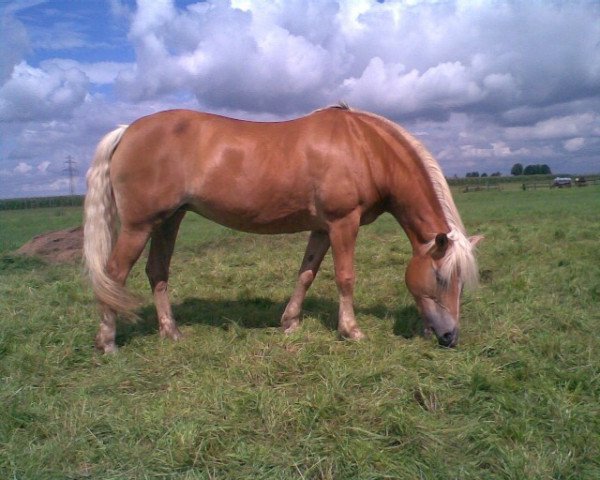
<box><xmin>384</xmin><ymin>150</ymin><xmax>450</xmax><ymax>251</ymax></box>
<box><xmin>354</xmin><ymin>111</ymin><xmax>451</xmax><ymax>250</ymax></box>
<box><xmin>389</xmin><ymin>190</ymin><xmax>449</xmax><ymax>251</ymax></box>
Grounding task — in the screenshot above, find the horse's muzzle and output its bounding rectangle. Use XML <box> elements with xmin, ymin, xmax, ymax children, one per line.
<box><xmin>437</xmin><ymin>328</ymin><xmax>459</xmax><ymax>348</ymax></box>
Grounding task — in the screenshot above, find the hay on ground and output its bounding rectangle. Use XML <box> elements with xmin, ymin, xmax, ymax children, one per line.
<box><xmin>16</xmin><ymin>226</ymin><xmax>83</xmax><ymax>264</ymax></box>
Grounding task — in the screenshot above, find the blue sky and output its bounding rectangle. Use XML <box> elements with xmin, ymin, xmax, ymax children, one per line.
<box><xmin>1</xmin><ymin>0</ymin><xmax>599</xmax><ymax>198</ymax></box>
<box><xmin>14</xmin><ymin>2</ymin><xmax>131</xmax><ymax>62</ymax></box>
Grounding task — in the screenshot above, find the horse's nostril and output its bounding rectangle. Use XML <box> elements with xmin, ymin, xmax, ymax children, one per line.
<box><xmin>438</xmin><ymin>329</ymin><xmax>458</xmax><ymax>348</ymax></box>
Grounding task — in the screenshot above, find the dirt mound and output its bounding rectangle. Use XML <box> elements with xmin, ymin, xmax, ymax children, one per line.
<box><xmin>16</xmin><ymin>226</ymin><xmax>84</xmax><ymax>264</ymax></box>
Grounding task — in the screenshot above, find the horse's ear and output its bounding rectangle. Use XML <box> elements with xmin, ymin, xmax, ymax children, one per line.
<box><xmin>435</xmin><ymin>233</ymin><xmax>449</xmax><ymax>250</ymax></box>
<box><xmin>469</xmin><ymin>235</ymin><xmax>484</xmax><ymax>247</ymax></box>
<box><xmin>429</xmin><ymin>232</ymin><xmax>450</xmax><ymax>258</ymax></box>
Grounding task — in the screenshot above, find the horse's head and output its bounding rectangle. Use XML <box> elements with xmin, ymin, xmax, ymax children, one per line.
<box><xmin>405</xmin><ymin>231</ymin><xmax>483</xmax><ymax>348</ymax></box>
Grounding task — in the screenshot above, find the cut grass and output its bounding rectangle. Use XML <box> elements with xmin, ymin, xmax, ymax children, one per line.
<box><xmin>1</xmin><ymin>187</ymin><xmax>599</xmax><ymax>479</ymax></box>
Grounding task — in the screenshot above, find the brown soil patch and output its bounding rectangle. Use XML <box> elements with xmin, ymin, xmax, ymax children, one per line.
<box><xmin>16</xmin><ymin>226</ymin><xmax>83</xmax><ymax>264</ymax></box>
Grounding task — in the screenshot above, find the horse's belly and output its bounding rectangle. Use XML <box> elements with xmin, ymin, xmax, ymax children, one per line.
<box><xmin>186</xmin><ymin>194</ymin><xmax>321</xmax><ymax>234</ymax></box>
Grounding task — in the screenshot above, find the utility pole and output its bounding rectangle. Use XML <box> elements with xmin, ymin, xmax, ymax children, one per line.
<box><xmin>63</xmin><ymin>155</ymin><xmax>78</xmax><ymax>195</ymax></box>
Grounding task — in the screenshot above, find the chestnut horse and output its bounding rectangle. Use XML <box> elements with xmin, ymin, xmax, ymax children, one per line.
<box><xmin>84</xmin><ymin>105</ymin><xmax>482</xmax><ymax>353</ymax></box>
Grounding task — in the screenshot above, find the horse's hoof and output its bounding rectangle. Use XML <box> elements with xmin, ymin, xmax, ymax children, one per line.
<box><xmin>171</xmin><ymin>330</ymin><xmax>183</xmax><ymax>341</ymax></box>
<box><xmin>95</xmin><ymin>341</ymin><xmax>118</xmax><ymax>354</ymax></box>
<box><xmin>342</xmin><ymin>328</ymin><xmax>366</xmax><ymax>341</ymax></box>
<box><xmin>282</xmin><ymin>320</ymin><xmax>300</xmax><ymax>335</ymax></box>
<box><xmin>281</xmin><ymin>311</ymin><xmax>301</xmax><ymax>334</ymax></box>
<box><xmin>160</xmin><ymin>326</ymin><xmax>183</xmax><ymax>341</ymax></box>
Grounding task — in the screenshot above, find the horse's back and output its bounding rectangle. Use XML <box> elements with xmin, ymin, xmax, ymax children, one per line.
<box><xmin>110</xmin><ymin>108</ymin><xmax>385</xmax><ymax>232</ymax></box>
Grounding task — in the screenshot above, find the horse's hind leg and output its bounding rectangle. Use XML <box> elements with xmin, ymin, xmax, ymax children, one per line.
<box><xmin>95</xmin><ymin>225</ymin><xmax>153</xmax><ymax>353</ymax></box>
<box><xmin>96</xmin><ymin>306</ymin><xmax>118</xmax><ymax>354</ymax></box>
<box><xmin>145</xmin><ymin>210</ymin><xmax>186</xmax><ymax>341</ymax></box>
<box><xmin>281</xmin><ymin>230</ymin><xmax>330</xmax><ymax>333</ymax></box>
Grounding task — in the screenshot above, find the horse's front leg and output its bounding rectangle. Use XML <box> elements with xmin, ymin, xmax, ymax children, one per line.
<box><xmin>281</xmin><ymin>230</ymin><xmax>330</xmax><ymax>333</ymax></box>
<box><xmin>328</xmin><ymin>212</ymin><xmax>365</xmax><ymax>340</ymax></box>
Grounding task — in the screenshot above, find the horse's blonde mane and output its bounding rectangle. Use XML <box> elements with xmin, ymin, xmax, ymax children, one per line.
<box><xmin>326</xmin><ymin>104</ymin><xmax>479</xmax><ymax>288</ymax></box>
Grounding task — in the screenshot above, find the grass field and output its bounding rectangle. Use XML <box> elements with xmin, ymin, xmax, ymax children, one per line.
<box><xmin>1</xmin><ymin>186</ymin><xmax>599</xmax><ymax>479</ymax></box>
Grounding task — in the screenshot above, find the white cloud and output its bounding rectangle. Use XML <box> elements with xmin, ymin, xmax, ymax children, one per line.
<box><xmin>14</xmin><ymin>161</ymin><xmax>32</xmax><ymax>174</ymax></box>
<box><xmin>342</xmin><ymin>58</ymin><xmax>487</xmax><ymax>115</ymax></box>
<box><xmin>0</xmin><ymin>7</ymin><xmax>30</xmax><ymax>83</ymax></box>
<box><xmin>112</xmin><ymin>1</ymin><xmax>600</xmax><ymax>120</ymax></box>
<box><xmin>2</xmin><ymin>0</ymin><xmax>600</xmax><ymax>197</ymax></box>
<box><xmin>20</xmin><ymin>177</ymin><xmax>74</xmax><ymax>194</ymax></box>
<box><xmin>116</xmin><ymin>0</ymin><xmax>337</xmax><ymax>111</ymax></box>
<box><xmin>49</xmin><ymin>59</ymin><xmax>134</xmax><ymax>85</ymax></box>
<box><xmin>37</xmin><ymin>160</ymin><xmax>51</xmax><ymax>173</ymax></box>
<box><xmin>0</xmin><ymin>60</ymin><xmax>88</xmax><ymax>121</ymax></box>
<box><xmin>109</xmin><ymin>0</ymin><xmax>132</xmax><ymax>19</ymax></box>
<box><xmin>563</xmin><ymin>137</ymin><xmax>585</xmax><ymax>152</ymax></box>
<box><xmin>506</xmin><ymin>113</ymin><xmax>599</xmax><ymax>141</ymax></box>
<box><xmin>30</xmin><ymin>23</ymin><xmax>88</xmax><ymax>51</ymax></box>
<box><xmin>460</xmin><ymin>141</ymin><xmax>529</xmax><ymax>159</ymax></box>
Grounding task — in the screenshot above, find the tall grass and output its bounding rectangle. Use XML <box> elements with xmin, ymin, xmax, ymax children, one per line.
<box><xmin>1</xmin><ymin>187</ymin><xmax>599</xmax><ymax>479</ymax></box>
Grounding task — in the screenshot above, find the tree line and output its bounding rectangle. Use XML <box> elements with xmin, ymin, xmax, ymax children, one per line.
<box><xmin>0</xmin><ymin>195</ymin><xmax>84</xmax><ymax>211</ymax></box>
<box><xmin>465</xmin><ymin>164</ymin><xmax>552</xmax><ymax>178</ymax></box>
<box><xmin>465</xmin><ymin>171</ymin><xmax>502</xmax><ymax>178</ymax></box>
<box><xmin>510</xmin><ymin>163</ymin><xmax>552</xmax><ymax>176</ymax></box>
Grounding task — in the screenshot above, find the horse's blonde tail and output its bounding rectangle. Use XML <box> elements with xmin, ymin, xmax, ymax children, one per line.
<box><xmin>83</xmin><ymin>125</ymin><xmax>139</xmax><ymax>316</ymax></box>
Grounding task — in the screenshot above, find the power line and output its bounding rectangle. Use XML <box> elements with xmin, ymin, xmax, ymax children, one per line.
<box><xmin>63</xmin><ymin>155</ymin><xmax>78</xmax><ymax>195</ymax></box>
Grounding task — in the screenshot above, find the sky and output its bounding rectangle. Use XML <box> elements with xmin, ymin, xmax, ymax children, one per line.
<box><xmin>0</xmin><ymin>0</ymin><xmax>599</xmax><ymax>198</ymax></box>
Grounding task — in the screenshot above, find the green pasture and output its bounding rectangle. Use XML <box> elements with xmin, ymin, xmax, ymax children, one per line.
<box><xmin>1</xmin><ymin>186</ymin><xmax>599</xmax><ymax>479</ymax></box>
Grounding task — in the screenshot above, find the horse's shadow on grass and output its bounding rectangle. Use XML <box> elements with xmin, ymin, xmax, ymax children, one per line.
<box><xmin>116</xmin><ymin>296</ymin><xmax>423</xmax><ymax>347</ymax></box>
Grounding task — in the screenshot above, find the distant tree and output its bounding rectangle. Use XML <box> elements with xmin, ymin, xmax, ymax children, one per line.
<box><xmin>481</xmin><ymin>172</ymin><xmax>488</xmax><ymax>177</ymax></box>
<box><xmin>523</xmin><ymin>164</ymin><xmax>552</xmax><ymax>175</ymax></box>
<box><xmin>511</xmin><ymin>163</ymin><xmax>523</xmax><ymax>176</ymax></box>
<box><xmin>491</xmin><ymin>171</ymin><xmax>502</xmax><ymax>177</ymax></box>
<box><xmin>465</xmin><ymin>171</ymin><xmax>480</xmax><ymax>178</ymax></box>
<box><xmin>527</xmin><ymin>164</ymin><xmax>542</xmax><ymax>175</ymax></box>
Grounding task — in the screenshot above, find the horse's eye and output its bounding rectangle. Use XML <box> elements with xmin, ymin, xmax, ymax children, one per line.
<box><xmin>434</xmin><ymin>269</ymin><xmax>447</xmax><ymax>288</ymax></box>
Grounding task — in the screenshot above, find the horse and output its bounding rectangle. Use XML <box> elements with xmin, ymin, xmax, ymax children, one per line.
<box><xmin>84</xmin><ymin>104</ymin><xmax>483</xmax><ymax>353</ymax></box>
